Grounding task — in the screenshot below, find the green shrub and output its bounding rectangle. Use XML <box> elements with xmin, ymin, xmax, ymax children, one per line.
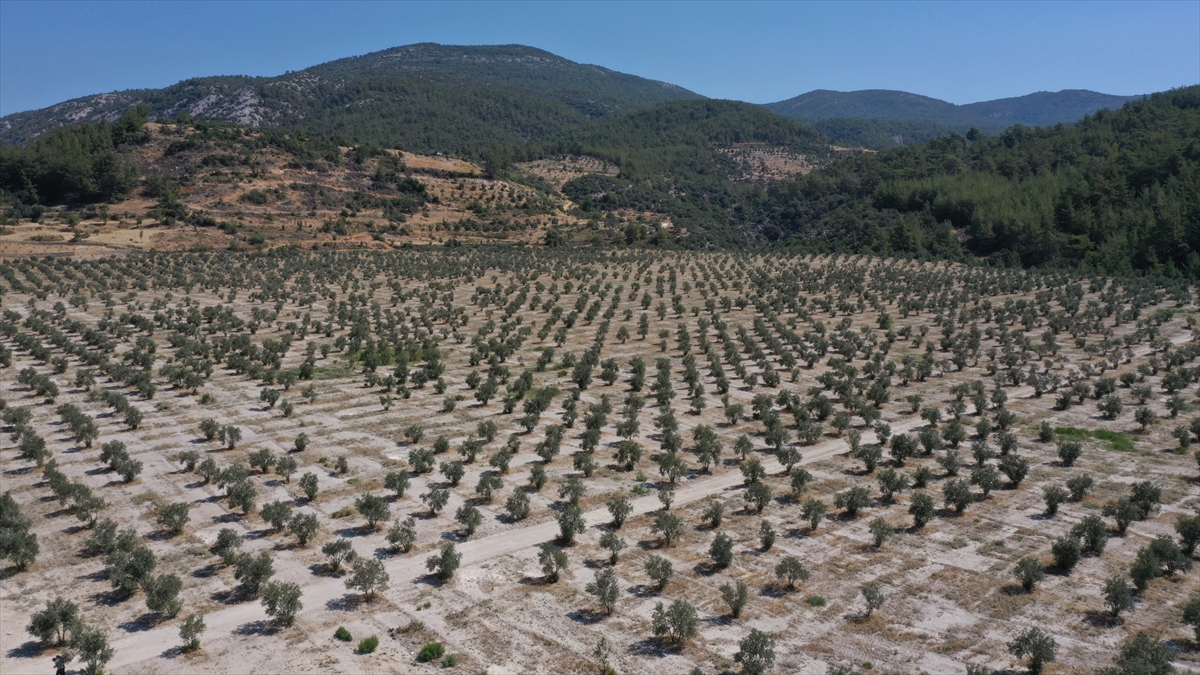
<box><xmin>334</xmin><ymin>626</ymin><xmax>352</xmax><ymax>641</ymax></box>
<box><xmin>444</xmin><ymin>653</ymin><xmax>458</xmax><ymax>667</ymax></box>
<box><xmin>418</xmin><ymin>642</ymin><xmax>445</xmax><ymax>661</ymax></box>
<box><xmin>805</xmin><ymin>594</ymin><xmax>826</xmax><ymax>607</ymax></box>
<box><xmin>358</xmin><ymin>635</ymin><xmax>379</xmax><ymax>654</ymax></box>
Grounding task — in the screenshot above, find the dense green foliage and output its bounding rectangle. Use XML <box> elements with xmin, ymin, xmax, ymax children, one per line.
<box><xmin>0</xmin><ymin>106</ymin><xmax>147</xmax><ymax>208</ymax></box>
<box><xmin>763</xmin><ymin>86</ymin><xmax>1200</xmax><ymax>275</ymax></box>
<box><xmin>545</xmin><ymin>100</ymin><xmax>831</xmax><ymax>246</ymax></box>
<box><xmin>810</xmin><ymin>118</ymin><xmax>964</xmax><ymax>150</ymax></box>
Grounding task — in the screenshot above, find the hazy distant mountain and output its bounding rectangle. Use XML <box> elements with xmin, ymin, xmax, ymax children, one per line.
<box><xmin>763</xmin><ymin>89</ymin><xmax>1002</xmax><ymax>129</ymax></box>
<box><xmin>961</xmin><ymin>89</ymin><xmax>1142</xmax><ymax>127</ymax></box>
<box><xmin>0</xmin><ymin>43</ymin><xmax>701</xmax><ymax>153</ymax></box>
<box><xmin>764</xmin><ymin>88</ymin><xmax>1142</xmax><ymax>148</ymax></box>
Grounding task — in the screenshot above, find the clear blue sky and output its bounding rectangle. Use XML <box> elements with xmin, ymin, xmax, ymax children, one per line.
<box><xmin>1</xmin><ymin>0</ymin><xmax>1196</xmax><ymax>116</ymax></box>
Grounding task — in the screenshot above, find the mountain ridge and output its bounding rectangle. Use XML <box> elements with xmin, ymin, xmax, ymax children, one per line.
<box><xmin>0</xmin><ymin>43</ymin><xmax>702</xmax><ymax>151</ymax></box>
<box><xmin>2</xmin><ymin>42</ymin><xmax>1149</xmax><ymax>152</ymax></box>
<box><xmin>763</xmin><ymin>88</ymin><xmax>1143</xmax><ymax>139</ymax></box>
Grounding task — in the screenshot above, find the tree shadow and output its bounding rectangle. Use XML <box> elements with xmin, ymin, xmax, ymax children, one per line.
<box><xmin>5</xmin><ymin>640</ymin><xmax>45</xmax><ymax>659</ymax></box>
<box><xmin>998</xmin><ymin>584</ymin><xmax>1027</xmax><ymax>597</ymax></box>
<box><xmin>118</xmin><ymin>612</ymin><xmax>159</xmax><ymax>633</ymax></box>
<box><xmin>567</xmin><ymin>608</ymin><xmax>608</xmax><ymax>625</ymax></box>
<box><xmin>628</xmin><ymin>584</ymin><xmax>661</xmax><ymax>598</ymax></box>
<box><xmin>414</xmin><ymin>572</ymin><xmax>449</xmax><ymax>587</ymax></box>
<box><xmin>627</xmin><ymin>637</ymin><xmax>673</xmax><ymax>658</ymax></box>
<box><xmin>843</xmin><ymin>610</ymin><xmax>873</xmax><ymax>624</ymax></box>
<box><xmin>209</xmin><ymin>588</ymin><xmax>245</xmax><ymax>605</ymax></box>
<box><xmin>233</xmin><ymin>620</ymin><xmax>279</xmax><ymax>636</ymax></box>
<box><xmin>760</xmin><ymin>584</ymin><xmax>788</xmax><ymax>599</ymax></box>
<box><xmin>702</xmin><ymin>613</ymin><xmax>736</xmax><ymax>626</ymax></box>
<box><xmin>374</xmin><ymin>546</ymin><xmax>403</xmax><ymax>560</ymax></box>
<box><xmin>88</xmin><ymin>589</ymin><xmax>129</xmax><ymax>607</ymax></box>
<box><xmin>518</xmin><ymin>575</ymin><xmax>553</xmax><ymax>587</ymax></box>
<box><xmin>1084</xmin><ymin>610</ymin><xmax>1122</xmax><ymax>628</ymax></box>
<box><xmin>192</xmin><ymin>564</ymin><xmax>219</xmax><ymax>579</ymax></box>
<box><xmin>308</xmin><ymin>562</ymin><xmax>350</xmax><ymax>578</ymax></box>
<box><xmin>785</xmin><ymin>527</ymin><xmax>812</xmax><ymax>539</ymax></box>
<box><xmin>326</xmin><ymin>593</ymin><xmax>365</xmax><ymax>612</ymax></box>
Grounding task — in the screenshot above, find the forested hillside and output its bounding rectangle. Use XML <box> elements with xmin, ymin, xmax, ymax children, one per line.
<box><xmin>962</xmin><ymin>89</ymin><xmax>1141</xmax><ymax>127</ymax></box>
<box><xmin>762</xmin><ymin>86</ymin><xmax>1200</xmax><ymax>276</ymax></box>
<box><xmin>809</xmin><ymin>118</ymin><xmax>963</xmax><ymax>150</ymax></box>
<box><xmin>536</xmin><ymin>100</ymin><xmax>833</xmax><ymax>246</ymax></box>
<box><xmin>0</xmin><ymin>44</ymin><xmax>700</xmax><ymax>154</ymax></box>
<box><xmin>764</xmin><ymin>89</ymin><xmax>1004</xmax><ymax>129</ymax></box>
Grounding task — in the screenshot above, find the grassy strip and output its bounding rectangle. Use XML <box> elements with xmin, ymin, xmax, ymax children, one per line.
<box><xmin>1055</xmin><ymin>426</ymin><xmax>1135</xmax><ymax>452</ymax></box>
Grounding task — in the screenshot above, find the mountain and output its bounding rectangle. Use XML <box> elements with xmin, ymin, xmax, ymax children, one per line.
<box><xmin>0</xmin><ymin>43</ymin><xmax>702</xmax><ymax>155</ymax></box>
<box><xmin>763</xmin><ymin>89</ymin><xmax>1002</xmax><ymax>128</ymax></box>
<box><xmin>962</xmin><ymin>89</ymin><xmax>1142</xmax><ymax>127</ymax></box>
<box><xmin>764</xmin><ymin>88</ymin><xmax>1142</xmax><ymax>149</ymax></box>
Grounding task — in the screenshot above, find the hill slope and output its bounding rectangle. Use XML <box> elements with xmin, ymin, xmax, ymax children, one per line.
<box><xmin>764</xmin><ymin>89</ymin><xmax>1004</xmax><ymax>129</ymax></box>
<box><xmin>0</xmin><ymin>43</ymin><xmax>701</xmax><ymax>154</ymax></box>
<box><xmin>962</xmin><ymin>89</ymin><xmax>1142</xmax><ymax>127</ymax></box>
<box><xmin>761</xmin><ymin>86</ymin><xmax>1200</xmax><ymax>275</ymax></box>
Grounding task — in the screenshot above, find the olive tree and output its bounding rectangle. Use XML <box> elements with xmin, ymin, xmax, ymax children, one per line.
<box><xmin>645</xmin><ymin>554</ymin><xmax>674</xmax><ymax>591</ymax></box>
<box><xmin>156</xmin><ymin>502</ymin><xmax>189</xmax><ymax>536</ymax></box>
<box><xmin>346</xmin><ymin>558</ymin><xmax>390</xmax><ymax>599</ymax></box>
<box><xmin>322</xmin><ymin>538</ymin><xmax>357</xmax><ymax>573</ymax></box>
<box><xmin>355</xmin><ymin>494</ymin><xmax>390</xmax><ymax>530</ymax></box>
<box><xmin>289</xmin><ymin>512</ymin><xmax>319</xmax><ymax>546</ymax></box>
<box><xmin>179</xmin><ymin>613</ymin><xmax>205</xmax><ymax>652</ymax></box>
<box><xmin>387</xmin><ymin>517</ymin><xmax>416</xmax><ymax>553</ymax></box>
<box><xmin>721</xmin><ymin>579</ymin><xmax>750</xmax><ymax>618</ymax></box>
<box><xmin>1007</xmin><ymin>627</ymin><xmax>1056</xmax><ymax>675</ymax></box>
<box><xmin>652</xmin><ymin>512</ymin><xmax>684</xmax><ymax>547</ymax></box>
<box><xmin>262</xmin><ymin>581</ymin><xmax>302</xmax><ymax>626</ymax></box>
<box><xmin>651</xmin><ymin>598</ymin><xmax>698</xmax><ymax>645</ymax></box>
<box><xmin>774</xmin><ymin>556</ymin><xmax>810</xmax><ymax>590</ymax></box>
<box><xmin>586</xmin><ymin>567</ymin><xmax>620</xmax><ymax>615</ymax></box>
<box><xmin>1014</xmin><ymin>558</ymin><xmax>1044</xmax><ymax>593</ymax></box>
<box><xmin>734</xmin><ymin>628</ymin><xmax>776</xmax><ymax>675</ymax></box>
<box><xmin>234</xmin><ymin>551</ymin><xmax>274</xmax><ymax>597</ymax></box>
<box><xmin>861</xmin><ymin>583</ymin><xmax>885</xmax><ymax>618</ymax></box>
<box><xmin>27</xmin><ymin>597</ymin><xmax>79</xmax><ymax>644</ymax></box>
<box><xmin>426</xmin><ymin>542</ymin><xmax>461</xmax><ymax>582</ymax></box>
